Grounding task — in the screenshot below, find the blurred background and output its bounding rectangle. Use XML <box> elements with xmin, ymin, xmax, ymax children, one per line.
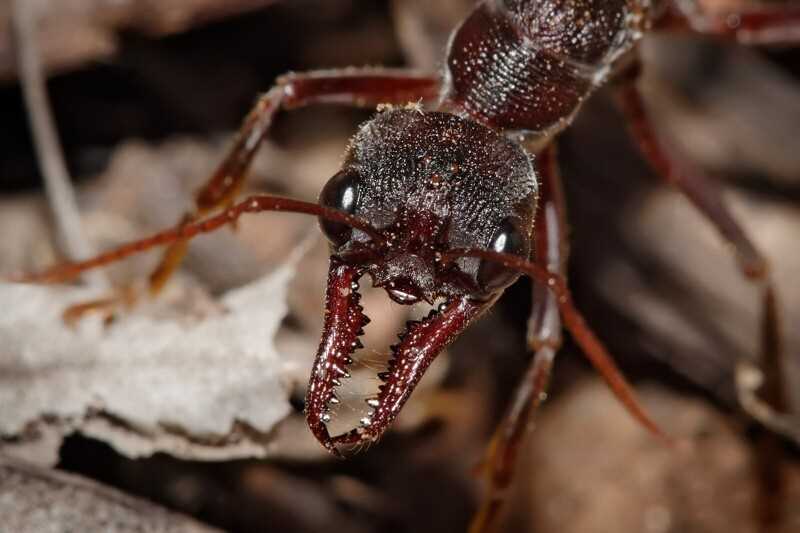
<box><xmin>1</xmin><ymin>0</ymin><xmax>800</xmax><ymax>531</ymax></box>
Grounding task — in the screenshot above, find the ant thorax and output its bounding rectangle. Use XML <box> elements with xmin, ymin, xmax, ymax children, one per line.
<box><xmin>443</xmin><ymin>0</ymin><xmax>649</xmax><ymax>137</ymax></box>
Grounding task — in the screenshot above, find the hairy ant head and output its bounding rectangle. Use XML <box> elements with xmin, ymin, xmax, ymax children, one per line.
<box><xmin>307</xmin><ymin>109</ymin><xmax>539</xmax><ymax>454</ymax></box>
<box><xmin>322</xmin><ymin>108</ymin><xmax>539</xmax><ymax>301</ymax></box>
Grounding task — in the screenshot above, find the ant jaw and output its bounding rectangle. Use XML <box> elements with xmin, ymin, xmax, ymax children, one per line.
<box><xmin>321</xmin><ymin>428</ymin><xmax>377</xmax><ymax>458</ymax></box>
<box><xmin>385</xmin><ymin>288</ymin><xmax>421</xmax><ymax>305</ymax></box>
<box><xmin>374</xmin><ymin>276</ymin><xmax>429</xmax><ymax>305</ymax></box>
<box><xmin>305</xmin><ymin>421</ymin><xmax>346</xmax><ymax>459</ymax></box>
<box><xmin>304</xmin><ymin>260</ymin><xmax>367</xmax><ymax>455</ymax></box>
<box><xmin>305</xmin><ymin>258</ymin><xmax>488</xmax><ymax>456</ymax></box>
<box><xmin>308</xmin><ymin>425</ymin><xmax>383</xmax><ymax>459</ymax></box>
<box><xmin>369</xmin><ymin>251</ymin><xmax>437</xmax><ymax>305</ymax></box>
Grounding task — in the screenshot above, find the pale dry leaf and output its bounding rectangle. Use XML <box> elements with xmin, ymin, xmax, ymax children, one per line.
<box><xmin>0</xmin><ymin>456</ymin><xmax>221</xmax><ymax>533</ymax></box>
<box><xmin>0</xmin><ymin>239</ymin><xmax>312</xmax><ymax>463</ymax></box>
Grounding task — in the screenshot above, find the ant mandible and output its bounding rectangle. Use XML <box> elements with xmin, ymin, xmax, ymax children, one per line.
<box><xmin>16</xmin><ymin>1</ymin><xmax>800</xmax><ymax>531</ymax></box>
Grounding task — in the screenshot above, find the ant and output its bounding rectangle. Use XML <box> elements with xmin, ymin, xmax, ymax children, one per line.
<box><xmin>14</xmin><ymin>1</ymin><xmax>800</xmax><ymax>531</ymax></box>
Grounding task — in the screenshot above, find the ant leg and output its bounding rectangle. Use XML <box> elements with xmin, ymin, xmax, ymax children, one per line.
<box><xmin>466</xmin><ymin>143</ymin><xmax>672</xmax><ymax>532</ymax></box>
<box><xmin>469</xmin><ymin>144</ymin><xmax>567</xmax><ymax>533</ymax></box>
<box><xmin>615</xmin><ymin>78</ymin><xmax>787</xmax><ymax>430</ymax></box>
<box><xmin>149</xmin><ymin>69</ymin><xmax>441</xmax><ymax>294</ymax></box>
<box><xmin>444</xmin><ymin>245</ymin><xmax>673</xmax><ymax>448</ymax></box>
<box><xmin>50</xmin><ymin>69</ymin><xmax>438</xmax><ymax>321</ymax></box>
<box><xmin>662</xmin><ymin>0</ymin><xmax>800</xmax><ymax>45</ymax></box>
<box><xmin>615</xmin><ymin>77</ymin><xmax>768</xmax><ymax>279</ymax></box>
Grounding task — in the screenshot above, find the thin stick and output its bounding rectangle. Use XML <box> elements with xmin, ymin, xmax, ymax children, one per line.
<box><xmin>11</xmin><ymin>0</ymin><xmax>107</xmax><ymax>289</ymax></box>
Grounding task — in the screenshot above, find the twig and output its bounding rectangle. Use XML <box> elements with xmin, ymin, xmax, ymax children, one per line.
<box><xmin>736</xmin><ymin>360</ymin><xmax>800</xmax><ymax>445</ymax></box>
<box><xmin>11</xmin><ymin>0</ymin><xmax>108</xmax><ymax>289</ymax></box>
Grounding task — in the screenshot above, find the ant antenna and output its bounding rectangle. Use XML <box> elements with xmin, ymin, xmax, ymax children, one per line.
<box><xmin>443</xmin><ymin>247</ymin><xmax>674</xmax><ymax>446</ymax></box>
<box><xmin>11</xmin><ymin>194</ymin><xmax>386</xmax><ymax>285</ymax></box>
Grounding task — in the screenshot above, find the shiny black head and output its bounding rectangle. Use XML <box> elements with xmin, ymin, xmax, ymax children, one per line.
<box><xmin>319</xmin><ymin>108</ymin><xmax>538</xmax><ymax>303</ymax></box>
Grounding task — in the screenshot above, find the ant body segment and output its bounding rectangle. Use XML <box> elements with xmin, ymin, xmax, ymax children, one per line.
<box><xmin>15</xmin><ymin>1</ymin><xmax>800</xmax><ymax>531</ymax></box>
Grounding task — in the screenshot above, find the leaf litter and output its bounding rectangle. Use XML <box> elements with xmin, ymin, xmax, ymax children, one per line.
<box><xmin>0</xmin><ymin>236</ymin><xmax>313</xmax><ymax>462</ymax></box>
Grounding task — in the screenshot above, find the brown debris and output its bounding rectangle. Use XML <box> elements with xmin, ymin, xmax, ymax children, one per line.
<box><xmin>0</xmin><ymin>0</ymin><xmax>278</xmax><ymax>80</ymax></box>
<box><xmin>0</xmin><ymin>456</ymin><xmax>221</xmax><ymax>532</ymax></box>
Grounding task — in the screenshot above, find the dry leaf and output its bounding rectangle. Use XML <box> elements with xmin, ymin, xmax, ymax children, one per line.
<box><xmin>0</xmin><ymin>240</ymin><xmax>310</xmax><ymax>463</ymax></box>
<box><xmin>0</xmin><ymin>456</ymin><xmax>221</xmax><ymax>532</ymax></box>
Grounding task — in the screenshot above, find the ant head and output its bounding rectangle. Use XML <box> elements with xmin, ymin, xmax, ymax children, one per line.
<box><xmin>307</xmin><ymin>108</ymin><xmax>540</xmax><ymax>454</ymax></box>
<box><xmin>318</xmin><ymin>108</ymin><xmax>539</xmax><ymax>304</ymax></box>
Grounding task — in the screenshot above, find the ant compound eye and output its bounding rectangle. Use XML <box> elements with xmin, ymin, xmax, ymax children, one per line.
<box><xmin>319</xmin><ymin>169</ymin><xmax>361</xmax><ymax>246</ymax></box>
<box><xmin>477</xmin><ymin>218</ymin><xmax>529</xmax><ymax>292</ymax></box>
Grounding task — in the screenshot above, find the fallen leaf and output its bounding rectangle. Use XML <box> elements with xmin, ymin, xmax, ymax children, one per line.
<box><xmin>0</xmin><ymin>239</ymin><xmax>311</xmax><ymax>463</ymax></box>
<box><xmin>0</xmin><ymin>456</ymin><xmax>221</xmax><ymax>532</ymax></box>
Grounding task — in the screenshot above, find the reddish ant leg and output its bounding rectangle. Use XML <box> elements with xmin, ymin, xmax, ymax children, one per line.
<box><xmin>615</xmin><ymin>75</ymin><xmax>786</xmax><ymax>425</ymax></box>
<box><xmin>61</xmin><ymin>287</ymin><xmax>137</xmax><ymax>327</ymax></box>
<box><xmin>615</xmin><ymin>75</ymin><xmax>769</xmax><ymax>279</ymax></box>
<box><xmin>149</xmin><ymin>69</ymin><xmax>440</xmax><ymax>295</ymax></box>
<box><xmin>468</xmin><ymin>144</ymin><xmax>673</xmax><ymax>533</ymax></box>
<box><xmin>470</xmin><ymin>144</ymin><xmax>566</xmax><ymax>533</ymax></box>
<box><xmin>662</xmin><ymin>0</ymin><xmax>800</xmax><ymax>45</ymax></box>
<box><xmin>440</xmin><ymin>246</ymin><xmax>672</xmax><ymax>448</ymax></box>
<box><xmin>53</xmin><ymin>69</ymin><xmax>439</xmax><ymax>321</ymax></box>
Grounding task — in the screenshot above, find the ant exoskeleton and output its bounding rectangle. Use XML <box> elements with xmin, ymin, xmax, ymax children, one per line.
<box><xmin>14</xmin><ymin>1</ymin><xmax>800</xmax><ymax>531</ymax></box>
